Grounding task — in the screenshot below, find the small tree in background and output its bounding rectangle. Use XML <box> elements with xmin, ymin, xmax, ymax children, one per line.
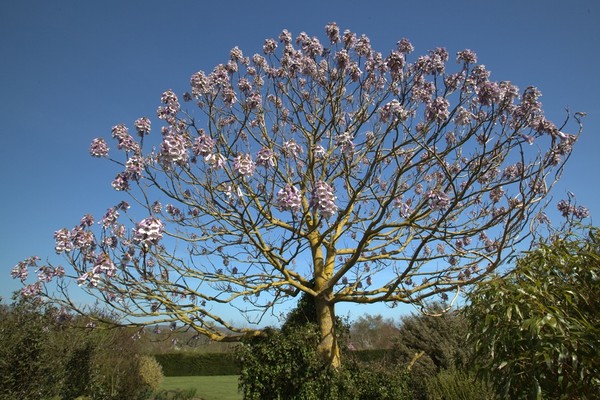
<box><xmin>350</xmin><ymin>314</ymin><xmax>398</xmax><ymax>350</ymax></box>
<box><xmin>13</xmin><ymin>23</ymin><xmax>583</xmax><ymax>369</ymax></box>
<box><xmin>465</xmin><ymin>225</ymin><xmax>600</xmax><ymax>399</ymax></box>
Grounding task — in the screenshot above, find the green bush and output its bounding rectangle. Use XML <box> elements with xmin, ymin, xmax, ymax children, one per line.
<box><xmin>425</xmin><ymin>367</ymin><xmax>495</xmax><ymax>400</ymax></box>
<box><xmin>465</xmin><ymin>227</ymin><xmax>600</xmax><ymax>399</ymax></box>
<box><xmin>349</xmin><ymin>349</ymin><xmax>392</xmax><ymax>364</ymax></box>
<box><xmin>238</xmin><ymin>292</ymin><xmax>412</xmax><ymax>400</ymax></box>
<box><xmin>391</xmin><ymin>303</ymin><xmax>472</xmax><ymax>399</ymax></box>
<box><xmin>0</xmin><ymin>299</ymin><xmax>156</xmax><ymax>400</ymax></box>
<box><xmin>139</xmin><ymin>356</ymin><xmax>164</xmax><ymax>392</ymax></box>
<box><xmin>0</xmin><ymin>300</ymin><xmax>64</xmax><ymax>400</ymax></box>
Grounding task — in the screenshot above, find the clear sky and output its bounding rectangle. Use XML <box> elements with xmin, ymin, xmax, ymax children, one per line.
<box><xmin>1</xmin><ymin>0</ymin><xmax>598</xmax><ymax>323</ymax></box>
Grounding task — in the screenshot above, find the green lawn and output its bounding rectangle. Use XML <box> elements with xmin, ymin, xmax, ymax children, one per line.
<box><xmin>159</xmin><ymin>375</ymin><xmax>242</xmax><ymax>400</ymax></box>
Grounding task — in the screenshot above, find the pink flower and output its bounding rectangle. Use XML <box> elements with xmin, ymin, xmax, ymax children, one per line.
<box><xmin>325</xmin><ymin>22</ymin><xmax>340</xmax><ymax>44</ymax></box>
<box><xmin>457</xmin><ymin>49</ymin><xmax>477</xmax><ymax>64</ymax></box>
<box><xmin>111</xmin><ymin>172</ymin><xmax>129</xmax><ymax>191</ymax></box>
<box><xmin>425</xmin><ymin>97</ymin><xmax>450</xmax><ymax>123</ymax></box>
<box><xmin>256</xmin><ymin>148</ymin><xmax>276</xmax><ymax>168</ymax></box>
<box><xmin>277</xmin><ymin>184</ymin><xmax>303</xmax><ymax>213</ymax></box>
<box><xmin>133</xmin><ymin>217</ymin><xmax>165</xmax><ymax>248</ymax></box>
<box><xmin>204</xmin><ymin>153</ymin><xmax>226</xmax><ymax>169</ymax></box>
<box><xmin>234</xmin><ymin>154</ymin><xmax>256</xmax><ymax>176</ymax></box>
<box><xmin>160</xmin><ymin>133</ymin><xmax>189</xmax><ymax>165</ymax></box>
<box><xmin>54</xmin><ymin>228</ymin><xmax>73</xmax><ymax>254</ymax></box>
<box><xmin>190</xmin><ymin>71</ymin><xmax>212</xmax><ymax>96</ymax></box>
<box><xmin>90</xmin><ymin>138</ymin><xmax>109</xmax><ymax>157</ymax></box>
<box><xmin>125</xmin><ymin>156</ymin><xmax>144</xmax><ymax>180</ymax></box>
<box><xmin>100</xmin><ymin>207</ymin><xmax>120</xmax><ymax>228</ymax></box>
<box><xmin>263</xmin><ymin>38</ymin><xmax>277</xmax><ymax>54</ymax></box>
<box><xmin>427</xmin><ymin>189</ymin><xmax>450</xmax><ymax>210</ymax></box>
<box><xmin>193</xmin><ymin>134</ymin><xmax>215</xmax><ymax>157</ymax></box>
<box><xmin>311</xmin><ymin>181</ymin><xmax>338</xmax><ymax>219</ymax></box>
<box><xmin>282</xmin><ymin>140</ymin><xmax>303</xmax><ymax>157</ymax></box>
<box><xmin>397</xmin><ymin>38</ymin><xmax>414</xmax><ymax>54</ymax></box>
<box><xmin>134</xmin><ymin>117</ymin><xmax>151</xmax><ymax>136</ymax></box>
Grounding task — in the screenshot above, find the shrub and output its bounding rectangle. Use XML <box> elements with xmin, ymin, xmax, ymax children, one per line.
<box><xmin>465</xmin><ymin>227</ymin><xmax>600</xmax><ymax>399</ymax></box>
<box><xmin>238</xmin><ymin>292</ymin><xmax>412</xmax><ymax>400</ymax></box>
<box><xmin>0</xmin><ymin>299</ymin><xmax>156</xmax><ymax>400</ymax></box>
<box><xmin>139</xmin><ymin>356</ymin><xmax>164</xmax><ymax>393</ymax></box>
<box><xmin>391</xmin><ymin>303</ymin><xmax>471</xmax><ymax>399</ymax></box>
<box><xmin>0</xmin><ymin>300</ymin><xmax>64</xmax><ymax>400</ymax></box>
<box><xmin>425</xmin><ymin>367</ymin><xmax>495</xmax><ymax>400</ymax></box>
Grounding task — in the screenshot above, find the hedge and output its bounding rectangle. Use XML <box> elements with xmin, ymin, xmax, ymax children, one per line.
<box><xmin>154</xmin><ymin>352</ymin><xmax>239</xmax><ymax>376</ymax></box>
<box><xmin>154</xmin><ymin>349</ymin><xmax>390</xmax><ymax>377</ymax></box>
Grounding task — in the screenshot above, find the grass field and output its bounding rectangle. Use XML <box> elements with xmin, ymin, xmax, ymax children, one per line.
<box><xmin>159</xmin><ymin>375</ymin><xmax>242</xmax><ymax>400</ymax></box>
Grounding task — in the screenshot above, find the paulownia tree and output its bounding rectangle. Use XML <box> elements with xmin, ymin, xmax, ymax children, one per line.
<box><xmin>12</xmin><ymin>24</ymin><xmax>583</xmax><ymax>368</ymax></box>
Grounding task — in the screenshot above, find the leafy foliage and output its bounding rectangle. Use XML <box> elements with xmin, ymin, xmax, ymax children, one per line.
<box><xmin>238</xmin><ymin>293</ymin><xmax>411</xmax><ymax>399</ymax></box>
<box><xmin>0</xmin><ymin>299</ymin><xmax>158</xmax><ymax>400</ymax></box>
<box><xmin>391</xmin><ymin>303</ymin><xmax>472</xmax><ymax>399</ymax></box>
<box><xmin>425</xmin><ymin>366</ymin><xmax>496</xmax><ymax>400</ymax></box>
<box><xmin>0</xmin><ymin>299</ymin><xmax>64</xmax><ymax>400</ymax></box>
<box><xmin>138</xmin><ymin>356</ymin><xmax>164</xmax><ymax>394</ymax></box>
<box><xmin>465</xmin><ymin>227</ymin><xmax>600</xmax><ymax>399</ymax></box>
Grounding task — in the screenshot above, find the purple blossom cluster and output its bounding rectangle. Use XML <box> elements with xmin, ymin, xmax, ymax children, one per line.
<box><xmin>234</xmin><ymin>154</ymin><xmax>256</xmax><ymax>176</ymax></box>
<box><xmin>277</xmin><ymin>184</ymin><xmax>303</xmax><ymax>213</ymax></box>
<box><xmin>111</xmin><ymin>124</ymin><xmax>140</xmax><ymax>153</ymax></box>
<box><xmin>77</xmin><ymin>253</ymin><xmax>117</xmax><ymax>287</ymax></box>
<box><xmin>157</xmin><ymin>89</ymin><xmax>180</xmax><ymax>122</ymax></box>
<box><xmin>311</xmin><ymin>181</ymin><xmax>338</xmax><ymax>219</ymax></box>
<box><xmin>489</xmin><ymin>186</ymin><xmax>505</xmax><ymax>203</ymax></box>
<box><xmin>11</xmin><ymin>256</ymin><xmax>40</xmax><ymax>282</ymax></box>
<box><xmin>393</xmin><ymin>197</ymin><xmax>413</xmax><ymax>218</ymax></box>
<box><xmin>90</xmin><ymin>138</ymin><xmax>109</xmax><ymax>157</ymax></box>
<box><xmin>11</xmin><ymin>256</ymin><xmax>65</xmax><ymax>297</ymax></box>
<box><xmin>335</xmin><ymin>132</ymin><xmax>355</xmax><ymax>154</ymax></box>
<box><xmin>134</xmin><ymin>117</ymin><xmax>151</xmax><ymax>136</ymax></box>
<box><xmin>425</xmin><ymin>97</ymin><xmax>450</xmax><ymax>123</ymax></box>
<box><xmin>282</xmin><ymin>140</ymin><xmax>303</xmax><ymax>157</ymax></box>
<box><xmin>557</xmin><ymin>200</ymin><xmax>589</xmax><ymax>219</ymax></box>
<box><xmin>427</xmin><ymin>189</ymin><xmax>450</xmax><ymax>210</ymax></box>
<box><xmin>256</xmin><ymin>148</ymin><xmax>276</xmax><ymax>168</ymax></box>
<box><xmin>192</xmin><ymin>133</ymin><xmax>215</xmax><ymax>157</ymax></box>
<box><xmin>133</xmin><ymin>217</ymin><xmax>165</xmax><ymax>248</ymax></box>
<box><xmin>160</xmin><ymin>131</ymin><xmax>189</xmax><ymax>165</ymax></box>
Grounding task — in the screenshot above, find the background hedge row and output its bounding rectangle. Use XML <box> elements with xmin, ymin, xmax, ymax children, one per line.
<box><xmin>154</xmin><ymin>352</ymin><xmax>240</xmax><ymax>376</ymax></box>
<box><xmin>153</xmin><ymin>350</ymin><xmax>390</xmax><ymax>376</ymax></box>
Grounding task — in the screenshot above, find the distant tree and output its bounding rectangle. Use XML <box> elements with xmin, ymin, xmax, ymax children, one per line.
<box><xmin>465</xmin><ymin>226</ymin><xmax>600</xmax><ymax>399</ymax></box>
<box><xmin>350</xmin><ymin>314</ymin><xmax>398</xmax><ymax>349</ymax></box>
<box><xmin>12</xmin><ymin>23</ymin><xmax>582</xmax><ymax>369</ymax></box>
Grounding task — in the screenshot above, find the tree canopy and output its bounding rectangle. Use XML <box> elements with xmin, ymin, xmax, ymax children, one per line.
<box><xmin>12</xmin><ymin>23</ymin><xmax>583</xmax><ymax>368</ymax></box>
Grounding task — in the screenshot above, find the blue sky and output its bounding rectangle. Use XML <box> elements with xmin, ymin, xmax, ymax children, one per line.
<box><xmin>1</xmin><ymin>0</ymin><xmax>598</xmax><ymax>323</ymax></box>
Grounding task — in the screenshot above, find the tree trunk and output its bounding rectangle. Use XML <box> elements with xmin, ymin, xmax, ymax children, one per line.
<box><xmin>315</xmin><ymin>295</ymin><xmax>341</xmax><ymax>368</ymax></box>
